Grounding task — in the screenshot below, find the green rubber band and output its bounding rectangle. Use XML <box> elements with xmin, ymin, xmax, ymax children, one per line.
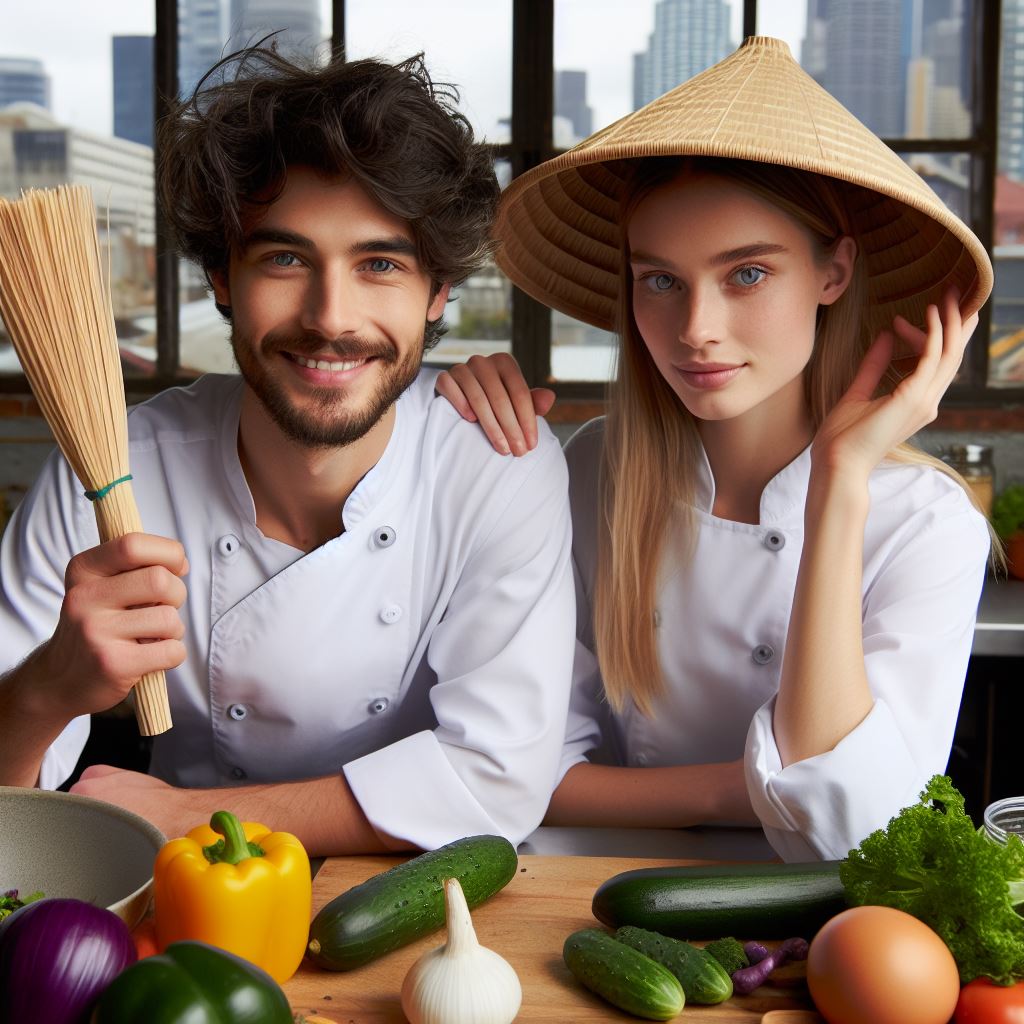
<box><xmin>84</xmin><ymin>474</ymin><xmax>133</xmax><ymax>502</ymax></box>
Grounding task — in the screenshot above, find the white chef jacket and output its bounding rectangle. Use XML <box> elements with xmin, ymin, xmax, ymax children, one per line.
<box><xmin>562</xmin><ymin>418</ymin><xmax>990</xmax><ymax>862</ymax></box>
<box><xmin>0</xmin><ymin>371</ymin><xmax>575</xmax><ymax>850</ymax></box>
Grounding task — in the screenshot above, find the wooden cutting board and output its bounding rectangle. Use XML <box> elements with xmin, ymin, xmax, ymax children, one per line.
<box><xmin>284</xmin><ymin>854</ymin><xmax>819</xmax><ymax>1023</ymax></box>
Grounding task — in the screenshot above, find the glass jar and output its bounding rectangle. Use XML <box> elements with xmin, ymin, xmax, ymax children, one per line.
<box><xmin>983</xmin><ymin>796</ymin><xmax>1024</xmax><ymax>846</ymax></box>
<box><xmin>943</xmin><ymin>443</ymin><xmax>995</xmax><ymax>518</ymax></box>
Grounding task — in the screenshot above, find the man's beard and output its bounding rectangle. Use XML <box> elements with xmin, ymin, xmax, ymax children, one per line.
<box><xmin>232</xmin><ymin>326</ymin><xmax>424</xmax><ymax>449</ymax></box>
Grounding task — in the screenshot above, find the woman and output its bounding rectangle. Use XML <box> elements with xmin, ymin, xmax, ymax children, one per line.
<box><xmin>438</xmin><ymin>37</ymin><xmax>993</xmax><ymax>861</ymax></box>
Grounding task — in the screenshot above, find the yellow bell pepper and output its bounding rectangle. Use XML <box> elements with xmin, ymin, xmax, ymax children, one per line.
<box><xmin>153</xmin><ymin>810</ymin><xmax>312</xmax><ymax>983</ymax></box>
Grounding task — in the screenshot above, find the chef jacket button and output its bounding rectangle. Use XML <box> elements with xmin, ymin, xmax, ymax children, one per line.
<box><xmin>379</xmin><ymin>604</ymin><xmax>403</xmax><ymax>624</ymax></box>
<box><xmin>764</xmin><ymin>530</ymin><xmax>786</xmax><ymax>551</ymax></box>
<box><xmin>217</xmin><ymin>534</ymin><xmax>240</xmax><ymax>558</ymax></box>
<box><xmin>752</xmin><ymin>643</ymin><xmax>775</xmax><ymax>665</ymax></box>
<box><xmin>371</xmin><ymin>525</ymin><xmax>396</xmax><ymax>549</ymax></box>
<box><xmin>229</xmin><ymin>766</ymin><xmax>247</xmax><ymax>780</ymax></box>
<box><xmin>368</xmin><ymin>697</ymin><xmax>390</xmax><ymax>715</ymax></box>
<box><xmin>228</xmin><ymin>703</ymin><xmax>248</xmax><ymax>721</ymax></box>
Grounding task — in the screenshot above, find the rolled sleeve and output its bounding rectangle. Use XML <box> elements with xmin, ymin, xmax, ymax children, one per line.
<box><xmin>747</xmin><ymin>697</ymin><xmax>920</xmax><ymax>860</ymax></box>
<box><xmin>345</xmin><ymin>434</ymin><xmax>575</xmax><ymax>850</ymax></box>
<box><xmin>745</xmin><ymin>498</ymin><xmax>989</xmax><ymax>861</ymax></box>
<box><xmin>343</xmin><ymin>730</ymin><xmax>502</xmax><ymax>847</ymax></box>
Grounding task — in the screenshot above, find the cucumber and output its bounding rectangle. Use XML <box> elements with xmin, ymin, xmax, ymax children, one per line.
<box><xmin>593</xmin><ymin>860</ymin><xmax>847</xmax><ymax>939</ymax></box>
<box><xmin>614</xmin><ymin>925</ymin><xmax>733</xmax><ymax>1004</ymax></box>
<box><xmin>307</xmin><ymin>834</ymin><xmax>518</xmax><ymax>970</ymax></box>
<box><xmin>563</xmin><ymin>928</ymin><xmax>685</xmax><ymax>1021</ymax></box>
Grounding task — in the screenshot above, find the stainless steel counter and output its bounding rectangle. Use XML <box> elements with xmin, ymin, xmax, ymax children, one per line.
<box><xmin>519</xmin><ymin>825</ymin><xmax>777</xmax><ymax>861</ymax></box>
<box><xmin>973</xmin><ymin>576</ymin><xmax>1024</xmax><ymax>656</ymax></box>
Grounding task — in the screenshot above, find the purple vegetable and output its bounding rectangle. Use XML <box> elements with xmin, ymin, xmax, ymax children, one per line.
<box><xmin>732</xmin><ymin>936</ymin><xmax>809</xmax><ymax>995</ymax></box>
<box><xmin>0</xmin><ymin>897</ymin><xmax>136</xmax><ymax>1024</ymax></box>
<box><xmin>778</xmin><ymin>936</ymin><xmax>809</xmax><ymax>961</ymax></box>
<box><xmin>743</xmin><ymin>940</ymin><xmax>770</xmax><ymax>964</ymax></box>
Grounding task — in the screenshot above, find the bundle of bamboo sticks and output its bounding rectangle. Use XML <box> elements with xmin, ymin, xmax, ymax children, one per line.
<box><xmin>0</xmin><ymin>185</ymin><xmax>172</xmax><ymax>735</ymax></box>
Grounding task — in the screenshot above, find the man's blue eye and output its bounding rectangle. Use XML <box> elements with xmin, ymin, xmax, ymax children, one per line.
<box><xmin>734</xmin><ymin>266</ymin><xmax>766</xmax><ymax>286</ymax></box>
<box><xmin>272</xmin><ymin>253</ymin><xmax>298</xmax><ymax>267</ymax></box>
<box><xmin>369</xmin><ymin>258</ymin><xmax>396</xmax><ymax>273</ymax></box>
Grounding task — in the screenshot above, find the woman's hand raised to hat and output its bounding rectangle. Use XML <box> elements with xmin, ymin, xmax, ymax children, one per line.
<box><xmin>436</xmin><ymin>353</ymin><xmax>555</xmax><ymax>456</ymax></box>
<box><xmin>810</xmin><ymin>287</ymin><xmax>978</xmax><ymax>480</ymax></box>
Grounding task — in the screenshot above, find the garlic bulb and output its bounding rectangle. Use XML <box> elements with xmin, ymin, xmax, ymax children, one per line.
<box><xmin>400</xmin><ymin>876</ymin><xmax>522</xmax><ymax>1024</ymax></box>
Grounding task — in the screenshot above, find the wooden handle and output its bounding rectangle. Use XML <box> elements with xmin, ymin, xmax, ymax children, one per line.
<box><xmin>133</xmin><ymin>670</ymin><xmax>173</xmax><ymax>735</ymax></box>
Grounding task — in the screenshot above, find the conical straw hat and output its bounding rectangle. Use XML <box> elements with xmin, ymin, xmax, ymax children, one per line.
<box><xmin>495</xmin><ymin>36</ymin><xmax>992</xmax><ymax>335</ymax></box>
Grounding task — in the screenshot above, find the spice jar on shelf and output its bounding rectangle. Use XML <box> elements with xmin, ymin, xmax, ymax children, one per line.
<box><xmin>942</xmin><ymin>443</ymin><xmax>994</xmax><ymax>518</ymax></box>
<box><xmin>983</xmin><ymin>796</ymin><xmax>1024</xmax><ymax>847</ymax></box>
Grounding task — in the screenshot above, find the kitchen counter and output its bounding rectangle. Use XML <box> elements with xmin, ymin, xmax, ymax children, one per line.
<box><xmin>972</xmin><ymin>575</ymin><xmax>1024</xmax><ymax>655</ymax></box>
<box><xmin>284</xmin><ymin>853</ymin><xmax>819</xmax><ymax>1023</ymax></box>
<box><xmin>518</xmin><ymin>824</ymin><xmax>778</xmax><ymax>861</ymax></box>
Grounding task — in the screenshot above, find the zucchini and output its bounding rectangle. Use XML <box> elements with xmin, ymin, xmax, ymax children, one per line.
<box><xmin>562</xmin><ymin>928</ymin><xmax>684</xmax><ymax>1021</ymax></box>
<box><xmin>593</xmin><ymin>860</ymin><xmax>847</xmax><ymax>939</ymax></box>
<box><xmin>614</xmin><ymin>925</ymin><xmax>733</xmax><ymax>1004</ymax></box>
<box><xmin>307</xmin><ymin>834</ymin><xmax>518</xmax><ymax>970</ymax></box>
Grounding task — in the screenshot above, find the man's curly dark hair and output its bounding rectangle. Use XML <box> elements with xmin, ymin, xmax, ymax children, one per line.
<box><xmin>157</xmin><ymin>45</ymin><xmax>500</xmax><ymax>348</ymax></box>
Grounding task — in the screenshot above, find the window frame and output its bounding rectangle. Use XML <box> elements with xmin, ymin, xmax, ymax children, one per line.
<box><xmin>0</xmin><ymin>0</ymin><xmax>1018</xmax><ymax>412</ymax></box>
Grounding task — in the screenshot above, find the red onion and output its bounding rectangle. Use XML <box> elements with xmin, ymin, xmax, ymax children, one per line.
<box><xmin>0</xmin><ymin>897</ymin><xmax>137</xmax><ymax>1023</ymax></box>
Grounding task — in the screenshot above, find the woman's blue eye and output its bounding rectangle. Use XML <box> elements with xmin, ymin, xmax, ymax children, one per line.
<box><xmin>734</xmin><ymin>266</ymin><xmax>766</xmax><ymax>287</ymax></box>
<box><xmin>645</xmin><ymin>272</ymin><xmax>675</xmax><ymax>292</ymax></box>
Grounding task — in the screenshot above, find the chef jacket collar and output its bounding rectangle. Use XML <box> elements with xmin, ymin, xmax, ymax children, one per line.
<box><xmin>340</xmin><ymin>393</ymin><xmax>407</xmax><ymax>531</ymax></box>
<box><xmin>693</xmin><ymin>439</ymin><xmax>811</xmax><ymax>526</ymax></box>
<box><xmin>217</xmin><ymin>374</ymin><xmax>408</xmax><ymax>534</ymax></box>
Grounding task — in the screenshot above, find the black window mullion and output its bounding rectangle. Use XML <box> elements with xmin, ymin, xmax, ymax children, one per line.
<box><xmin>510</xmin><ymin>0</ymin><xmax>554</xmax><ymax>387</ymax></box>
<box><xmin>333</xmin><ymin>0</ymin><xmax>345</xmax><ymax>55</ymax></box>
<box><xmin>154</xmin><ymin>0</ymin><xmax>179</xmax><ymax>382</ymax></box>
<box><xmin>743</xmin><ymin>0</ymin><xmax>757</xmax><ymax>39</ymax></box>
<box><xmin>966</xmin><ymin>0</ymin><xmax>1000</xmax><ymax>392</ymax></box>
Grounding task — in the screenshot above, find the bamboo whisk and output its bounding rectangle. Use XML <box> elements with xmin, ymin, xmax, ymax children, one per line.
<box><xmin>0</xmin><ymin>185</ymin><xmax>172</xmax><ymax>736</ymax></box>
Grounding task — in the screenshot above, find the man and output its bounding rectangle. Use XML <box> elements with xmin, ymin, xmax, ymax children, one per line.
<box><xmin>0</xmin><ymin>47</ymin><xmax>574</xmax><ymax>856</ymax></box>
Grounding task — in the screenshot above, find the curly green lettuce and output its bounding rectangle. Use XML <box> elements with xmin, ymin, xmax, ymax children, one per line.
<box><xmin>840</xmin><ymin>775</ymin><xmax>1024</xmax><ymax>985</ymax></box>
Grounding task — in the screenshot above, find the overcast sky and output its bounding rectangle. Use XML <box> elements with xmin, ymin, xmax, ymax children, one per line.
<box><xmin>3</xmin><ymin>1</ymin><xmax>805</xmax><ymax>142</ymax></box>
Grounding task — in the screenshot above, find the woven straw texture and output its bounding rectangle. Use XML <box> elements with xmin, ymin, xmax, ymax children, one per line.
<box><xmin>495</xmin><ymin>36</ymin><xmax>992</xmax><ymax>336</ymax></box>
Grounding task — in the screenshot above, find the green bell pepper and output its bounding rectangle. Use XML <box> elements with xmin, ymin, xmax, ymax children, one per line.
<box><xmin>91</xmin><ymin>940</ymin><xmax>293</xmax><ymax>1024</ymax></box>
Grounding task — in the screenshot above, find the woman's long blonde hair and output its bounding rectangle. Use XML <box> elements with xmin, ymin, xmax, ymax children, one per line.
<box><xmin>594</xmin><ymin>156</ymin><xmax>993</xmax><ymax>716</ymax></box>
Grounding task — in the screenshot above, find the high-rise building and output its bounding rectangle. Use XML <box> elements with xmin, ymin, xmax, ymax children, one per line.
<box><xmin>921</xmin><ymin>12</ymin><xmax>969</xmax><ymax>137</ymax></box>
<box><xmin>0</xmin><ymin>104</ymin><xmax>155</xmax><ymax>321</ymax></box>
<box><xmin>179</xmin><ymin>0</ymin><xmax>225</xmax><ymax>98</ymax></box>
<box><xmin>819</xmin><ymin>0</ymin><xmax>905</xmax><ymax>137</ymax></box>
<box><xmin>632</xmin><ymin>0</ymin><xmax>731</xmax><ymax>110</ymax></box>
<box><xmin>798</xmin><ymin>0</ymin><xmax>905</xmax><ymax>138</ymax></box>
<box><xmin>0</xmin><ymin>57</ymin><xmax>50</xmax><ymax>111</ymax></box>
<box><xmin>999</xmin><ymin>0</ymin><xmax>1024</xmax><ymax>182</ymax></box>
<box><xmin>904</xmin><ymin>0</ymin><xmax>970</xmax><ymax>139</ymax></box>
<box><xmin>226</xmin><ymin>0</ymin><xmax>322</xmax><ymax>58</ymax></box>
<box><xmin>555</xmin><ymin>69</ymin><xmax>592</xmax><ymax>145</ymax></box>
<box><xmin>113</xmin><ymin>36</ymin><xmax>153</xmax><ymax>148</ymax></box>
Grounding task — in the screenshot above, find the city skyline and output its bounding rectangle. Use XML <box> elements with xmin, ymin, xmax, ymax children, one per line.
<box><xmin>3</xmin><ymin>2</ymin><xmax>803</xmax><ymax>144</ymax></box>
<box><xmin>2</xmin><ymin>1</ymin><xmax>1023</xmax><ymax>382</ymax></box>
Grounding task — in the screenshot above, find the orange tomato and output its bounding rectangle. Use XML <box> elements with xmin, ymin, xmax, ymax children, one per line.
<box><xmin>807</xmin><ymin>905</ymin><xmax>959</xmax><ymax>1024</ymax></box>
